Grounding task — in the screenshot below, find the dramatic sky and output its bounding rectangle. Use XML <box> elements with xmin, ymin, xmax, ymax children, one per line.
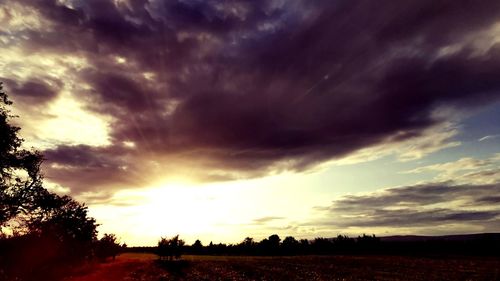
<box><xmin>1</xmin><ymin>0</ymin><xmax>500</xmax><ymax>246</ymax></box>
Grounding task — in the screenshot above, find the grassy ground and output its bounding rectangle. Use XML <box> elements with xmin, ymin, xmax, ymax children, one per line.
<box><xmin>63</xmin><ymin>253</ymin><xmax>500</xmax><ymax>281</ymax></box>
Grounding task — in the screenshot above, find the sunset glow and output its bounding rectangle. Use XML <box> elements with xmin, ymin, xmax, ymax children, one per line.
<box><xmin>1</xmin><ymin>0</ymin><xmax>500</xmax><ymax>247</ymax></box>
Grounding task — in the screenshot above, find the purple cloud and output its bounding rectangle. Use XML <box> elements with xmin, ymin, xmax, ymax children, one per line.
<box><xmin>4</xmin><ymin>0</ymin><xmax>500</xmax><ymax>196</ymax></box>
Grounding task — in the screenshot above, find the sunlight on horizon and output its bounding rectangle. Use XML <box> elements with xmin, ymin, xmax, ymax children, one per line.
<box><xmin>89</xmin><ymin>174</ymin><xmax>335</xmax><ymax>246</ymax></box>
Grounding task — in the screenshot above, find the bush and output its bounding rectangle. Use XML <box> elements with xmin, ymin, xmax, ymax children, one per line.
<box><xmin>157</xmin><ymin>235</ymin><xmax>185</xmax><ymax>261</ymax></box>
<box><xmin>95</xmin><ymin>234</ymin><xmax>122</xmax><ymax>261</ymax></box>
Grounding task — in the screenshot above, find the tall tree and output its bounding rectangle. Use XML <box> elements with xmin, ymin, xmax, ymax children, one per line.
<box><xmin>0</xmin><ymin>82</ymin><xmax>45</xmax><ymax>231</ymax></box>
<box><xmin>0</xmin><ymin>81</ymin><xmax>97</xmax><ymax>253</ymax></box>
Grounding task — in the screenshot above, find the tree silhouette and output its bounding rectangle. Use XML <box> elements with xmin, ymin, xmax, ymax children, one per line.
<box><xmin>242</xmin><ymin>237</ymin><xmax>254</xmax><ymax>246</ymax></box>
<box><xmin>282</xmin><ymin>236</ymin><xmax>299</xmax><ymax>254</ymax></box>
<box><xmin>95</xmin><ymin>233</ymin><xmax>122</xmax><ymax>261</ymax></box>
<box><xmin>191</xmin><ymin>239</ymin><xmax>203</xmax><ymax>254</ymax></box>
<box><xmin>0</xmin><ymin>82</ymin><xmax>45</xmax><ymax>230</ymax></box>
<box><xmin>259</xmin><ymin>234</ymin><xmax>281</xmax><ymax>255</ymax></box>
<box><xmin>158</xmin><ymin>235</ymin><xmax>185</xmax><ymax>261</ymax></box>
<box><xmin>0</xmin><ymin>82</ymin><xmax>97</xmax><ymax>244</ymax></box>
<box><xmin>268</xmin><ymin>234</ymin><xmax>281</xmax><ymax>245</ymax></box>
<box><xmin>0</xmin><ymin>82</ymin><xmax>99</xmax><ymax>280</ymax></box>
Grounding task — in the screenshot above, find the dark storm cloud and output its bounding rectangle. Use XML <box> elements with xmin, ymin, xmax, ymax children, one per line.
<box><xmin>42</xmin><ymin>145</ymin><xmax>141</xmax><ymax>193</ymax></box>
<box><xmin>477</xmin><ymin>196</ymin><xmax>500</xmax><ymax>204</ymax></box>
<box><xmin>84</xmin><ymin>72</ymin><xmax>159</xmax><ymax>112</ymax></box>
<box><xmin>327</xmin><ymin>184</ymin><xmax>500</xmax><ymax>211</ymax></box>
<box><xmin>7</xmin><ymin>0</ymin><xmax>500</xmax><ymax>194</ymax></box>
<box><xmin>2</xmin><ymin>78</ymin><xmax>59</xmax><ymax>103</ymax></box>
<box><xmin>312</xmin><ymin>183</ymin><xmax>500</xmax><ymax>228</ymax></box>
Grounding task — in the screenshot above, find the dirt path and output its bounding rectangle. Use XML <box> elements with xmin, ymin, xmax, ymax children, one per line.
<box><xmin>64</xmin><ymin>255</ymin><xmax>150</xmax><ymax>281</ymax></box>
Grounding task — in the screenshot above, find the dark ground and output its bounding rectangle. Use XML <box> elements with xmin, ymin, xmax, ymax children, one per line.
<box><xmin>64</xmin><ymin>253</ymin><xmax>500</xmax><ymax>281</ymax></box>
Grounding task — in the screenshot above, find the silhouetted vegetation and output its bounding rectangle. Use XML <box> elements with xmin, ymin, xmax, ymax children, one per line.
<box><xmin>179</xmin><ymin>234</ymin><xmax>383</xmax><ymax>256</ymax></box>
<box><xmin>0</xmin><ymin>83</ymin><xmax>123</xmax><ymax>281</ymax></box>
<box><xmin>157</xmin><ymin>235</ymin><xmax>185</xmax><ymax>261</ymax></box>
<box><xmin>95</xmin><ymin>233</ymin><xmax>124</xmax><ymax>261</ymax></box>
<box><xmin>123</xmin><ymin>233</ymin><xmax>500</xmax><ymax>258</ymax></box>
<box><xmin>123</xmin><ymin>233</ymin><xmax>500</xmax><ymax>257</ymax></box>
<box><xmin>1</xmin><ymin>82</ymin><xmax>46</xmax><ymax>231</ymax></box>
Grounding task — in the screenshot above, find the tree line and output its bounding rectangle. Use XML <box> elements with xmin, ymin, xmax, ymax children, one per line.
<box><xmin>128</xmin><ymin>233</ymin><xmax>500</xmax><ymax>259</ymax></box>
<box><xmin>184</xmin><ymin>234</ymin><xmax>382</xmax><ymax>256</ymax></box>
<box><xmin>0</xmin><ymin>83</ymin><xmax>124</xmax><ymax>281</ymax></box>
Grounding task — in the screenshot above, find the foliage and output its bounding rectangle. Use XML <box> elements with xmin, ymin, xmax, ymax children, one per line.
<box><xmin>282</xmin><ymin>236</ymin><xmax>299</xmax><ymax>254</ymax></box>
<box><xmin>0</xmin><ymin>83</ymin><xmax>45</xmax><ymax>230</ymax></box>
<box><xmin>157</xmin><ymin>235</ymin><xmax>185</xmax><ymax>261</ymax></box>
<box><xmin>0</xmin><ymin>82</ymin><xmax>100</xmax><ymax>280</ymax></box>
<box><xmin>180</xmin><ymin>234</ymin><xmax>382</xmax><ymax>256</ymax></box>
<box><xmin>95</xmin><ymin>233</ymin><xmax>123</xmax><ymax>261</ymax></box>
<box><xmin>191</xmin><ymin>239</ymin><xmax>203</xmax><ymax>254</ymax></box>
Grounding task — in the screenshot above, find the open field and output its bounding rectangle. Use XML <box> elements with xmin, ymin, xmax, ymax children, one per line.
<box><xmin>63</xmin><ymin>253</ymin><xmax>500</xmax><ymax>281</ymax></box>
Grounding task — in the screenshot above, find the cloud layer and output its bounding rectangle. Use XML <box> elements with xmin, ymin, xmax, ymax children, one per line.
<box><xmin>309</xmin><ymin>155</ymin><xmax>500</xmax><ymax>234</ymax></box>
<box><xmin>2</xmin><ymin>0</ymin><xmax>500</xmax><ymax>195</ymax></box>
<box><xmin>312</xmin><ymin>182</ymin><xmax>500</xmax><ymax>233</ymax></box>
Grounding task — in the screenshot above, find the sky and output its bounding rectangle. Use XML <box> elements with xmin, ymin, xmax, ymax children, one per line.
<box><xmin>1</xmin><ymin>0</ymin><xmax>500</xmax><ymax>246</ymax></box>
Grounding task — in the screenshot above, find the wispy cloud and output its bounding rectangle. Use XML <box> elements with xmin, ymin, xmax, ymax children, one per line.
<box><xmin>252</xmin><ymin>216</ymin><xmax>285</xmax><ymax>225</ymax></box>
<box><xmin>403</xmin><ymin>153</ymin><xmax>500</xmax><ymax>185</ymax></box>
<box><xmin>333</xmin><ymin>122</ymin><xmax>461</xmax><ymax>165</ymax></box>
<box><xmin>479</xmin><ymin>134</ymin><xmax>500</xmax><ymax>142</ymax></box>
<box><xmin>310</xmin><ymin>182</ymin><xmax>500</xmax><ymax>234</ymax></box>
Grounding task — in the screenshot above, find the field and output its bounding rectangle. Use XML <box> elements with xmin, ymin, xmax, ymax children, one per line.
<box><xmin>63</xmin><ymin>253</ymin><xmax>500</xmax><ymax>281</ymax></box>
